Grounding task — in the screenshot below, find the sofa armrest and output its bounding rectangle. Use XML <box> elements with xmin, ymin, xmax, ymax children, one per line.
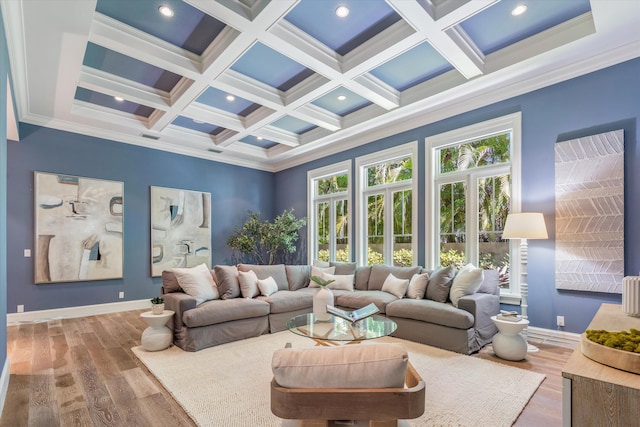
<box><xmin>163</xmin><ymin>292</ymin><xmax>197</xmax><ymax>330</ymax></box>
<box><xmin>457</xmin><ymin>293</ymin><xmax>499</xmax><ymax>329</ymax></box>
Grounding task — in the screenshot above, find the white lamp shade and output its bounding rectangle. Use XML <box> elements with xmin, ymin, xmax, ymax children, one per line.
<box><xmin>502</xmin><ymin>212</ymin><xmax>548</xmax><ymax>239</ymax></box>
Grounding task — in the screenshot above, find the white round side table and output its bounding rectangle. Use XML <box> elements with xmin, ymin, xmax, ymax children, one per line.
<box><xmin>140</xmin><ymin>310</ymin><xmax>174</xmax><ymax>351</ymax></box>
<box><xmin>490</xmin><ymin>315</ymin><xmax>529</xmax><ymax>361</ymax></box>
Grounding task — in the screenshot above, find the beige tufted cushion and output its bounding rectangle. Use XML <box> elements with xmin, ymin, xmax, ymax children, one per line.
<box><xmin>272</xmin><ymin>343</ymin><xmax>408</xmax><ymax>389</ymax></box>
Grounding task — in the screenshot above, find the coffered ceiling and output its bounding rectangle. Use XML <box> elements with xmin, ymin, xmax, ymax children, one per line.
<box><xmin>2</xmin><ymin>0</ymin><xmax>639</xmax><ymax>171</ymax></box>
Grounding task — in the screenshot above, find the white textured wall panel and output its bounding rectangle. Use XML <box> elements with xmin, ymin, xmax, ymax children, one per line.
<box><xmin>555</xmin><ymin>130</ymin><xmax>624</xmax><ymax>293</ymax></box>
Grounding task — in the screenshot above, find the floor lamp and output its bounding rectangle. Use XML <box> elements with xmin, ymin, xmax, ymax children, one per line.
<box><xmin>502</xmin><ymin>212</ymin><xmax>548</xmax><ymax>353</ymax></box>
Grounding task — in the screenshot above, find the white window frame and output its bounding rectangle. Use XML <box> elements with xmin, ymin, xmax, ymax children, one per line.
<box><xmin>307</xmin><ymin>160</ymin><xmax>352</xmax><ymax>263</ymax></box>
<box><xmin>425</xmin><ymin>113</ymin><xmax>522</xmax><ymax>304</ymax></box>
<box><xmin>355</xmin><ymin>141</ymin><xmax>418</xmax><ymax>267</ymax></box>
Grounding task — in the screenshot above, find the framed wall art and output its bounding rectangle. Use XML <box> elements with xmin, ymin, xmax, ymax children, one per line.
<box><xmin>555</xmin><ymin>129</ymin><xmax>624</xmax><ymax>293</ymax></box>
<box><xmin>34</xmin><ymin>172</ymin><xmax>124</xmax><ymax>283</ymax></box>
<box><xmin>150</xmin><ymin>186</ymin><xmax>211</xmax><ymax>276</ymax></box>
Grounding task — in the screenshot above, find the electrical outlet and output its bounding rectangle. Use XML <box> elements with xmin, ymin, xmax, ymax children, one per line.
<box><xmin>557</xmin><ymin>315</ymin><xmax>565</xmax><ymax>327</ymax></box>
<box><xmin>119</xmin><ymin>292</ymin><xmax>124</xmax><ymax>299</ymax></box>
<box><xmin>17</xmin><ymin>305</ymin><xmax>24</xmax><ymax>313</ymax></box>
<box><xmin>24</xmin><ymin>249</ymin><xmax>31</xmax><ymax>257</ymax></box>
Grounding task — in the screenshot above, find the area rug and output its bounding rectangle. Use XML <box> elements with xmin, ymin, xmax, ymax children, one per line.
<box><xmin>132</xmin><ymin>332</ymin><xmax>545</xmax><ymax>427</ymax></box>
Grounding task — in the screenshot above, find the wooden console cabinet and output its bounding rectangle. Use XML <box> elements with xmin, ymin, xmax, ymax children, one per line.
<box><xmin>562</xmin><ymin>304</ymin><xmax>640</xmax><ymax>426</ymax></box>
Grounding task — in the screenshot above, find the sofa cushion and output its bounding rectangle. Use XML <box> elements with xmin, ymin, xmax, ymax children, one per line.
<box><xmin>238</xmin><ymin>264</ymin><xmax>289</xmax><ymax>291</ymax></box>
<box><xmin>449</xmin><ymin>264</ymin><xmax>484</xmax><ymax>307</ymax></box>
<box><xmin>368</xmin><ymin>265</ymin><xmax>421</xmax><ymax>291</ymax></box>
<box><xmin>309</xmin><ymin>266</ymin><xmax>336</xmax><ymax>287</ymax></box>
<box><xmin>386</xmin><ymin>299</ymin><xmax>474</xmax><ymax>330</ymax></box>
<box><xmin>172</xmin><ymin>263</ymin><xmax>219</xmax><ymax>305</ymax></box>
<box><xmin>381</xmin><ymin>273</ymin><xmax>409</xmax><ymax>298</ymax></box>
<box><xmin>407</xmin><ymin>273</ymin><xmax>429</xmax><ymax>299</ymax></box>
<box><xmin>426</xmin><ymin>266</ymin><xmax>456</xmax><ymax>303</ymax></box>
<box><xmin>182</xmin><ymin>298</ymin><xmax>270</xmax><ymax>327</ymax></box>
<box><xmin>238</xmin><ymin>269</ymin><xmax>259</xmax><ymax>298</ymax></box>
<box><xmin>215</xmin><ymin>265</ymin><xmax>241</xmax><ymax>300</ymax></box>
<box><xmin>354</xmin><ymin>266</ymin><xmax>372</xmax><ymax>291</ymax></box>
<box><xmin>313</xmin><ymin>260</ymin><xmax>330</xmax><ymax>267</ymax></box>
<box><xmin>285</xmin><ymin>265</ymin><xmax>311</xmax><ymax>291</ymax></box>
<box><xmin>257</xmin><ymin>290</ymin><xmax>314</xmax><ymax>314</ymax></box>
<box><xmin>335</xmin><ymin>290</ymin><xmax>398</xmax><ymax>314</ymax></box>
<box><xmin>322</xmin><ymin>272</ymin><xmax>355</xmax><ymax>291</ymax></box>
<box><xmin>330</xmin><ymin>261</ymin><xmax>357</xmax><ymax>275</ymax></box>
<box><xmin>257</xmin><ymin>276</ymin><xmax>279</xmax><ymax>296</ymax></box>
<box><xmin>162</xmin><ymin>270</ymin><xmax>182</xmax><ymax>293</ymax></box>
<box><xmin>477</xmin><ymin>268</ymin><xmax>499</xmax><ymax>295</ymax></box>
<box><xmin>272</xmin><ymin>343</ymin><xmax>408</xmax><ymax>389</ymax></box>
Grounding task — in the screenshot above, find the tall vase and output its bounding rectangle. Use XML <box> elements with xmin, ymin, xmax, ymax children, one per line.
<box><xmin>313</xmin><ymin>287</ymin><xmax>334</xmax><ymax>321</ymax></box>
<box><xmin>622</xmin><ymin>276</ymin><xmax>640</xmax><ymax>317</ymax></box>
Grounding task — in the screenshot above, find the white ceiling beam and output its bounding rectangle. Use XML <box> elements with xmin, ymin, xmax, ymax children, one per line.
<box><xmin>432</xmin><ymin>0</ymin><xmax>498</xmax><ymax>29</ymax></box>
<box><xmin>77</xmin><ymin>66</ymin><xmax>171</xmax><ymax>110</ymax></box>
<box><xmin>387</xmin><ymin>0</ymin><xmax>485</xmax><ymax>79</ymax></box>
<box><xmin>89</xmin><ymin>13</ymin><xmax>202</xmax><ymax>80</ymax></box>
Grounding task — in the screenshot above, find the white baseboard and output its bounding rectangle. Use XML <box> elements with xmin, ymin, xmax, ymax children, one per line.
<box><xmin>6</xmin><ymin>299</ymin><xmax>150</xmax><ymax>325</ymax></box>
<box><xmin>528</xmin><ymin>326</ymin><xmax>581</xmax><ymax>349</ymax></box>
<box><xmin>0</xmin><ymin>357</ymin><xmax>9</xmax><ymax>417</ymax></box>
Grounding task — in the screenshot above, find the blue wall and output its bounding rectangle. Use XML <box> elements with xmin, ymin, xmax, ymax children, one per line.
<box><xmin>1</xmin><ymin>5</ymin><xmax>9</xmax><ymax>371</ymax></box>
<box><xmin>275</xmin><ymin>58</ymin><xmax>640</xmax><ymax>333</ymax></box>
<box><xmin>7</xmin><ymin>126</ymin><xmax>274</xmax><ymax>312</ymax></box>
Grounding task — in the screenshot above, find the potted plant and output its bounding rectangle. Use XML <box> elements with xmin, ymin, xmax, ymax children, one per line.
<box><xmin>310</xmin><ymin>275</ymin><xmax>334</xmax><ymax>321</ymax></box>
<box><xmin>151</xmin><ymin>297</ymin><xmax>165</xmax><ymax>315</ymax></box>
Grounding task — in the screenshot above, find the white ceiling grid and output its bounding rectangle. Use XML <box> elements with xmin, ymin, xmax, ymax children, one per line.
<box><xmin>2</xmin><ymin>0</ymin><xmax>640</xmax><ymax>171</ymax></box>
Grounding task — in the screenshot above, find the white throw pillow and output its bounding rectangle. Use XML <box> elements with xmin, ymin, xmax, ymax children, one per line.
<box><xmin>309</xmin><ymin>265</ymin><xmax>336</xmax><ymax>287</ymax></box>
<box><xmin>320</xmin><ymin>272</ymin><xmax>354</xmax><ymax>291</ymax></box>
<box><xmin>238</xmin><ymin>269</ymin><xmax>259</xmax><ymax>299</ymax></box>
<box><xmin>257</xmin><ymin>276</ymin><xmax>279</xmax><ymax>296</ymax></box>
<box><xmin>407</xmin><ymin>273</ymin><xmax>429</xmax><ymax>299</ymax></box>
<box><xmin>449</xmin><ymin>263</ymin><xmax>485</xmax><ymax>307</ymax></box>
<box><xmin>173</xmin><ymin>263</ymin><xmax>218</xmax><ymax>305</ymax></box>
<box><xmin>381</xmin><ymin>273</ymin><xmax>410</xmax><ymax>299</ymax></box>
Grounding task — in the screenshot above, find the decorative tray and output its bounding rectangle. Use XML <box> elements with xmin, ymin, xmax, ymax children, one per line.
<box><xmin>580</xmin><ymin>333</ymin><xmax>640</xmax><ymax>375</ymax></box>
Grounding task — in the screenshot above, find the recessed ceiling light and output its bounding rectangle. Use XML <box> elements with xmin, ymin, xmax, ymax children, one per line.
<box><xmin>226</xmin><ymin>95</ymin><xmax>235</xmax><ymax>102</ymax></box>
<box><xmin>256</xmin><ymin>136</ymin><xmax>263</xmax><ymax>141</ymax></box>
<box><xmin>193</xmin><ymin>119</ymin><xmax>205</xmax><ymax>124</ymax></box>
<box><xmin>158</xmin><ymin>5</ymin><xmax>174</xmax><ymax>17</ymax></box>
<box><xmin>114</xmin><ymin>96</ymin><xmax>124</xmax><ymax>102</ymax></box>
<box><xmin>335</xmin><ymin>5</ymin><xmax>349</xmax><ymax>18</ymax></box>
<box><xmin>337</xmin><ymin>95</ymin><xmax>347</xmax><ymax>101</ymax></box>
<box><xmin>511</xmin><ymin>4</ymin><xmax>527</xmax><ymax>16</ymax></box>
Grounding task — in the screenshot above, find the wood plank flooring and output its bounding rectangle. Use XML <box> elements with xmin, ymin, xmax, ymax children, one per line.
<box><xmin>2</xmin><ymin>310</ymin><xmax>574</xmax><ymax>426</ymax></box>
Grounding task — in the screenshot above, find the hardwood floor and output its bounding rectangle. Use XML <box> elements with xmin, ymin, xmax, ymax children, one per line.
<box><xmin>2</xmin><ymin>310</ymin><xmax>574</xmax><ymax>426</ymax></box>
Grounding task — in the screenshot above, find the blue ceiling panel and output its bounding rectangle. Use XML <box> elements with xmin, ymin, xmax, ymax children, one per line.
<box><xmin>230</xmin><ymin>42</ymin><xmax>311</xmax><ymax>91</ymax></box>
<box><xmin>460</xmin><ymin>0</ymin><xmax>592</xmax><ymax>55</ymax></box>
<box><xmin>95</xmin><ymin>0</ymin><xmax>225</xmax><ymax>55</ymax></box>
<box><xmin>75</xmin><ymin>87</ymin><xmax>155</xmax><ymax>117</ymax></box>
<box><xmin>172</xmin><ymin>116</ymin><xmax>223</xmax><ymax>135</ymax></box>
<box><xmin>83</xmin><ymin>42</ymin><xmax>181</xmax><ymax>92</ymax></box>
<box><xmin>312</xmin><ymin>87</ymin><xmax>371</xmax><ymax>116</ymax></box>
<box><xmin>240</xmin><ymin>136</ymin><xmax>278</xmax><ymax>149</ymax></box>
<box><xmin>271</xmin><ymin>116</ymin><xmax>316</xmax><ymax>134</ymax></box>
<box><xmin>285</xmin><ymin>0</ymin><xmax>400</xmax><ymax>55</ymax></box>
<box><xmin>196</xmin><ymin>87</ymin><xmax>258</xmax><ymax>115</ymax></box>
<box><xmin>370</xmin><ymin>42</ymin><xmax>453</xmax><ymax>91</ymax></box>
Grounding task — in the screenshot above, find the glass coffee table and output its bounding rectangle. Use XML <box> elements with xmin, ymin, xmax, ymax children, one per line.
<box><xmin>287</xmin><ymin>313</ymin><xmax>397</xmax><ymax>346</ymax></box>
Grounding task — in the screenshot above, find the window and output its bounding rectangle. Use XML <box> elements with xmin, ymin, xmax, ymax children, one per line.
<box><xmin>356</xmin><ymin>142</ymin><xmax>418</xmax><ymax>266</ymax></box>
<box><xmin>307</xmin><ymin>161</ymin><xmax>351</xmax><ymax>262</ymax></box>
<box><xmin>426</xmin><ymin>113</ymin><xmax>521</xmax><ymax>303</ymax></box>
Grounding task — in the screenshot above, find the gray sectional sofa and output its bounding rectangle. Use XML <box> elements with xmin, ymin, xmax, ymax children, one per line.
<box><xmin>161</xmin><ymin>262</ymin><xmax>500</xmax><ymax>354</ymax></box>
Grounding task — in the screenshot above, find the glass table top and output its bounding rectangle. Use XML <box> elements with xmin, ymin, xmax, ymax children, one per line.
<box><xmin>286</xmin><ymin>313</ymin><xmax>397</xmax><ymax>342</ymax></box>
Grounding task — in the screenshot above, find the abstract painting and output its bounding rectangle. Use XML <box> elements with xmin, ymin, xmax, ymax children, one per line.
<box><xmin>150</xmin><ymin>186</ymin><xmax>211</xmax><ymax>276</ymax></box>
<box><xmin>35</xmin><ymin>172</ymin><xmax>124</xmax><ymax>283</ymax></box>
<box><xmin>555</xmin><ymin>129</ymin><xmax>624</xmax><ymax>293</ymax></box>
